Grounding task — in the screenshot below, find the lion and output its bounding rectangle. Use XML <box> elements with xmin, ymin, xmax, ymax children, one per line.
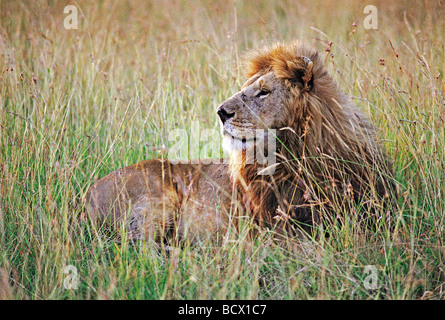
<box><xmin>85</xmin><ymin>40</ymin><xmax>395</xmax><ymax>242</ymax></box>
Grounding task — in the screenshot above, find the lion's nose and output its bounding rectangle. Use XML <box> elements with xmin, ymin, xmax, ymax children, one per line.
<box><xmin>217</xmin><ymin>105</ymin><xmax>235</xmax><ymax>124</ymax></box>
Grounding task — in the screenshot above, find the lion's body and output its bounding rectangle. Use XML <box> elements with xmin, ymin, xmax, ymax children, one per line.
<box><xmin>86</xmin><ymin>40</ymin><xmax>394</xmax><ymax>241</ymax></box>
<box><xmin>86</xmin><ymin>160</ymin><xmax>234</xmax><ymax>241</ymax></box>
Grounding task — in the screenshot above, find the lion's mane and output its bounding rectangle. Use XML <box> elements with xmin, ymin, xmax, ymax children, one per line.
<box><xmin>231</xmin><ymin>41</ymin><xmax>394</xmax><ymax>232</ymax></box>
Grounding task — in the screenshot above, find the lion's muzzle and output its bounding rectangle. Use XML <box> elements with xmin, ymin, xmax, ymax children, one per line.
<box><xmin>217</xmin><ymin>104</ymin><xmax>235</xmax><ymax>124</ymax></box>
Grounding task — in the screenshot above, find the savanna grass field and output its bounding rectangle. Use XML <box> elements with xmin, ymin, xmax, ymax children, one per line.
<box><xmin>0</xmin><ymin>0</ymin><xmax>444</xmax><ymax>300</ymax></box>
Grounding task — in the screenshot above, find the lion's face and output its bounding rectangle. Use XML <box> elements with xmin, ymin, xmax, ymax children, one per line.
<box><xmin>217</xmin><ymin>71</ymin><xmax>291</xmax><ymax>152</ymax></box>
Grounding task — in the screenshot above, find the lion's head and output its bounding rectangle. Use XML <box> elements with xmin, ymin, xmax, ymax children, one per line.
<box><xmin>217</xmin><ymin>68</ymin><xmax>293</xmax><ymax>153</ymax></box>
<box><xmin>217</xmin><ymin>40</ymin><xmax>394</xmax><ymax>232</ymax></box>
<box><xmin>218</xmin><ymin>41</ymin><xmax>318</xmax><ymax>154</ymax></box>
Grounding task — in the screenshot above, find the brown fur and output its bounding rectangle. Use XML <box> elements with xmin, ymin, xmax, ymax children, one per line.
<box><xmin>85</xmin><ymin>40</ymin><xmax>395</xmax><ymax>242</ymax></box>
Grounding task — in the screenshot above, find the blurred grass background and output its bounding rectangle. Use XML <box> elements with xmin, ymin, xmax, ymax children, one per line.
<box><xmin>0</xmin><ymin>0</ymin><xmax>444</xmax><ymax>299</ymax></box>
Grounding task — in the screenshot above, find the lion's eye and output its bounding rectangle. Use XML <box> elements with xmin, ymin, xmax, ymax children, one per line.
<box><xmin>256</xmin><ymin>88</ymin><xmax>270</xmax><ymax>98</ymax></box>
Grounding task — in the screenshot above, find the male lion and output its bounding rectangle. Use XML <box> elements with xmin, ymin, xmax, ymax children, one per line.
<box><xmin>85</xmin><ymin>40</ymin><xmax>394</xmax><ymax>242</ymax></box>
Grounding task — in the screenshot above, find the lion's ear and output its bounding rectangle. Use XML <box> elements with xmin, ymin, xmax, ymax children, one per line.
<box><xmin>284</xmin><ymin>56</ymin><xmax>314</xmax><ymax>92</ymax></box>
<box><xmin>300</xmin><ymin>57</ymin><xmax>314</xmax><ymax>92</ymax></box>
<box><xmin>274</xmin><ymin>55</ymin><xmax>315</xmax><ymax>91</ymax></box>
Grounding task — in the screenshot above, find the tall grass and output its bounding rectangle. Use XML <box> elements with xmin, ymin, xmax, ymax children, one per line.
<box><xmin>0</xmin><ymin>0</ymin><xmax>444</xmax><ymax>299</ymax></box>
